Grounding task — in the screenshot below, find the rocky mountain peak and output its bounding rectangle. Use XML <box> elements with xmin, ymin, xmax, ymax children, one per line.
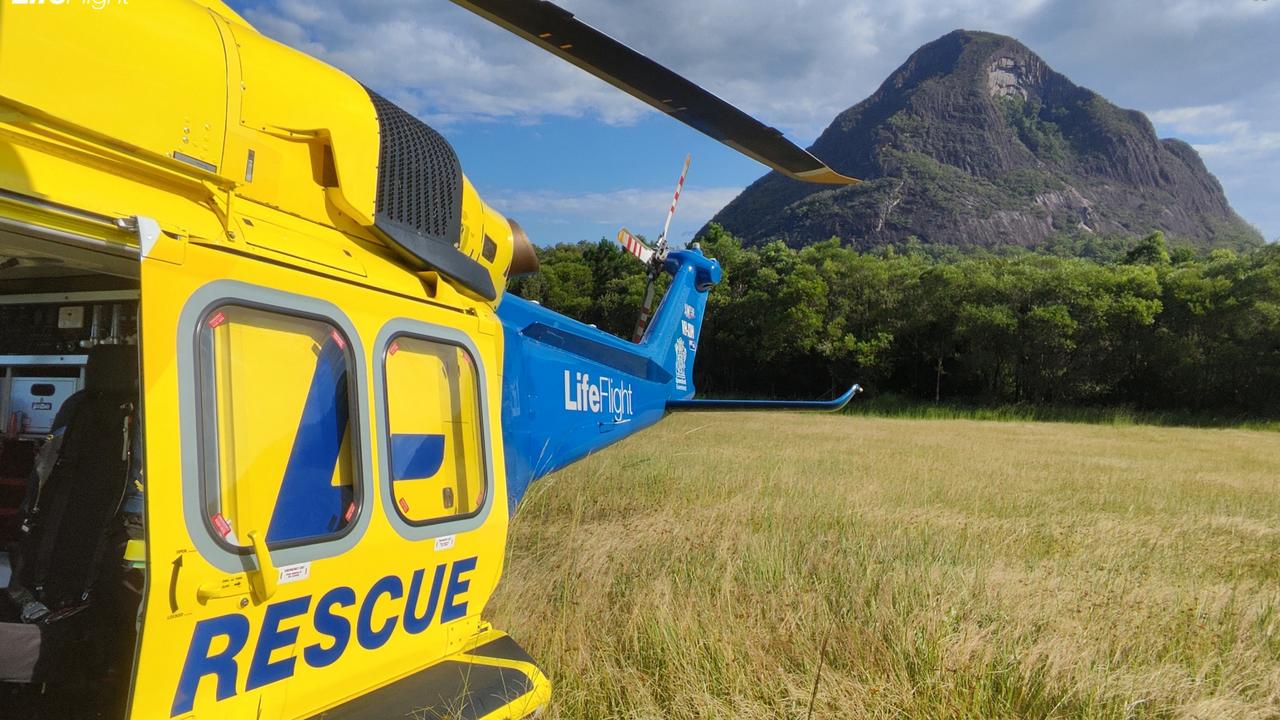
<box><xmin>707</xmin><ymin>30</ymin><xmax>1262</xmax><ymax>251</ymax></box>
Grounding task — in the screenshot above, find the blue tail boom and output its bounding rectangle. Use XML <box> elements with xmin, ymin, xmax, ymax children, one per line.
<box><xmin>498</xmin><ymin>248</ymin><xmax>721</xmax><ymax>508</ymax></box>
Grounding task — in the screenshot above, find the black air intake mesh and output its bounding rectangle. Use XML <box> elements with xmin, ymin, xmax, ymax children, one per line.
<box><xmin>367</xmin><ymin>89</ymin><xmax>462</xmax><ymax>245</ymax></box>
<box><xmin>364</xmin><ymin>89</ymin><xmax>496</xmax><ymax>300</ymax></box>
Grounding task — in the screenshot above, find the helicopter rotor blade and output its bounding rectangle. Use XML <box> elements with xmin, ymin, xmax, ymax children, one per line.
<box><xmin>446</xmin><ymin>0</ymin><xmax>859</xmax><ymax>185</ymax></box>
<box><xmin>654</xmin><ymin>153</ymin><xmax>690</xmax><ymax>258</ymax></box>
<box><xmin>616</xmin><ymin>228</ymin><xmax>655</xmax><ymax>264</ymax></box>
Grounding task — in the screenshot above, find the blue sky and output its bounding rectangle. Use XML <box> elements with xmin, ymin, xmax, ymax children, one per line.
<box><xmin>227</xmin><ymin>0</ymin><xmax>1280</xmax><ymax>246</ymax></box>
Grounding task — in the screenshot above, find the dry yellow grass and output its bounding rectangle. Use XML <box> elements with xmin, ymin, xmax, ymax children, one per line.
<box><xmin>487</xmin><ymin>413</ymin><xmax>1280</xmax><ymax>719</ymax></box>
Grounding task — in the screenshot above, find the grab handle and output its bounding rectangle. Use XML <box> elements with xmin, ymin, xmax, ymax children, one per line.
<box><xmin>196</xmin><ymin>530</ymin><xmax>277</xmax><ymax>603</ymax></box>
<box><xmin>247</xmin><ymin>530</ymin><xmax>278</xmax><ymax>601</ymax></box>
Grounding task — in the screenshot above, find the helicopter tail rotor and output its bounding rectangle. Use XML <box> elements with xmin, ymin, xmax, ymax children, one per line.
<box><xmin>614</xmin><ymin>227</ymin><xmax>659</xmax><ymax>342</ymax></box>
<box><xmin>618</xmin><ymin>154</ymin><xmax>693</xmax><ymax>343</ymax></box>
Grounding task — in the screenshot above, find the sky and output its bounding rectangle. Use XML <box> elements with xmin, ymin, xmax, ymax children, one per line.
<box><xmin>227</xmin><ymin>0</ymin><xmax>1280</xmax><ymax>246</ymax></box>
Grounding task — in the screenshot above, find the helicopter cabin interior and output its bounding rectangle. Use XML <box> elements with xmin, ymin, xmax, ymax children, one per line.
<box><xmin>0</xmin><ymin>230</ymin><xmax>142</xmax><ymax>717</ymax></box>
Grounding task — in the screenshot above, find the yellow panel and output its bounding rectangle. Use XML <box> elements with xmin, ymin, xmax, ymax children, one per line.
<box><xmin>239</xmin><ymin>210</ymin><xmax>368</xmax><ymax>278</ymax></box>
<box><xmin>0</xmin><ymin>1</ymin><xmax>228</xmax><ymax>170</ymax></box>
<box><xmin>228</xmin><ymin>22</ymin><xmax>380</xmax><ymax>226</ymax></box>
<box><xmin>459</xmin><ymin>182</ymin><xmax>518</xmax><ymax>303</ymax></box>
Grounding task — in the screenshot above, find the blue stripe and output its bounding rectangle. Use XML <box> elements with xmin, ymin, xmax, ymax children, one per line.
<box><xmin>268</xmin><ymin>338</ymin><xmax>352</xmax><ymax>544</ymax></box>
<box><xmin>390</xmin><ymin>434</ymin><xmax>446</xmax><ymax>481</ymax></box>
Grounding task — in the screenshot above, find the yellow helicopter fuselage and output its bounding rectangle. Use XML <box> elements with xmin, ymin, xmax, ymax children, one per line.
<box><xmin>0</xmin><ymin>1</ymin><xmax>548</xmax><ymax>717</ymax></box>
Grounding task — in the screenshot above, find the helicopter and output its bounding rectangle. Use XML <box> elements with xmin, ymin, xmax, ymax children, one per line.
<box><xmin>0</xmin><ymin>0</ymin><xmax>858</xmax><ymax>717</ymax></box>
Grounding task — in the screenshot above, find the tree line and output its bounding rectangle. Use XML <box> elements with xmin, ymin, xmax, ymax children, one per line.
<box><xmin>509</xmin><ymin>226</ymin><xmax>1280</xmax><ymax>418</ymax></box>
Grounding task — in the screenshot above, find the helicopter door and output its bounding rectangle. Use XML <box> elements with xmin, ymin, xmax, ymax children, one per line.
<box><xmin>130</xmin><ymin>240</ymin><xmax>375</xmax><ymax>720</ymax></box>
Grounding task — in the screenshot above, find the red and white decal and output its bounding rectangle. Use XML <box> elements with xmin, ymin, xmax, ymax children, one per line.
<box><xmin>211</xmin><ymin>512</ymin><xmax>232</xmax><ymax>537</ymax></box>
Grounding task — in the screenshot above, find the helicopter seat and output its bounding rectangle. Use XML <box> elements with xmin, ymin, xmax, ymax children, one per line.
<box><xmin>13</xmin><ymin>345</ymin><xmax>136</xmax><ymax>611</ymax></box>
<box><xmin>0</xmin><ymin>345</ymin><xmax>139</xmax><ymax>684</ymax></box>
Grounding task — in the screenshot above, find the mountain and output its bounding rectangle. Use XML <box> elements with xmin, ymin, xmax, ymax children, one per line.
<box><xmin>707</xmin><ymin>30</ymin><xmax>1263</xmax><ymax>251</ymax></box>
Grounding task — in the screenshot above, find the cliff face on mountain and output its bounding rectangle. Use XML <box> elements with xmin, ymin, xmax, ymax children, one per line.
<box><xmin>707</xmin><ymin>30</ymin><xmax>1262</xmax><ymax>251</ymax></box>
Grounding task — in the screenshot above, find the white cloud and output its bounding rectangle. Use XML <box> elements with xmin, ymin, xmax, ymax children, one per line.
<box><xmin>1159</xmin><ymin>0</ymin><xmax>1276</xmax><ymax>30</ymax></box>
<box><xmin>486</xmin><ymin>185</ymin><xmax>744</xmax><ymax>244</ymax></box>
<box><xmin>1149</xmin><ymin>103</ymin><xmax>1280</xmax><ymax>157</ymax></box>
<box><xmin>1148</xmin><ymin>100</ymin><xmax>1280</xmax><ymax>241</ymax></box>
<box><xmin>236</xmin><ymin>0</ymin><xmax>1280</xmax><ymax>138</ymax></box>
<box><xmin>1148</xmin><ymin>105</ymin><xmax>1249</xmax><ymax>136</ymax></box>
<box><xmin>1194</xmin><ymin>133</ymin><xmax>1280</xmax><ymax>159</ymax></box>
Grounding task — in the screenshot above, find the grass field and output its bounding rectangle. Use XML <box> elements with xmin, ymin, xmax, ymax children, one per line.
<box><xmin>487</xmin><ymin>413</ymin><xmax>1280</xmax><ymax>719</ymax></box>
<box><xmin>842</xmin><ymin>395</ymin><xmax>1280</xmax><ymax>433</ymax></box>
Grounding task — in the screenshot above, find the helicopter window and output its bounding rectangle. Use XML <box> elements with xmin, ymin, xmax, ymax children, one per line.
<box><xmin>382</xmin><ymin>334</ymin><xmax>486</xmax><ymax>526</ymax></box>
<box><xmin>198</xmin><ymin>305</ymin><xmax>360</xmax><ymax>551</ymax></box>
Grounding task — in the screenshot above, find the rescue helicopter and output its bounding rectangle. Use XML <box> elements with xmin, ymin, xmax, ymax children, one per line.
<box><xmin>0</xmin><ymin>0</ymin><xmax>859</xmax><ymax>717</ymax></box>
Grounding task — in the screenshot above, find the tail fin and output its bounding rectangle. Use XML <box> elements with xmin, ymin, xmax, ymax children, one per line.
<box><xmin>637</xmin><ymin>248</ymin><xmax>720</xmax><ymax>400</ymax></box>
<box><xmin>496</xmin><ymin>246</ymin><xmax>721</xmax><ymax>507</ymax></box>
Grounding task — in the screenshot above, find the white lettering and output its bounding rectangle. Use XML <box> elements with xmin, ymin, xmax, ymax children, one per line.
<box><xmin>277</xmin><ymin>562</ymin><xmax>311</xmax><ymax>586</ymax></box>
<box><xmin>674</xmin><ymin>339</ymin><xmax>688</xmax><ymax>391</ymax></box>
<box><xmin>562</xmin><ymin>369</ymin><xmax>635</xmax><ymax>420</ymax></box>
<box><xmin>564</xmin><ymin>370</ymin><xmax>578</xmax><ymax>410</ymax></box>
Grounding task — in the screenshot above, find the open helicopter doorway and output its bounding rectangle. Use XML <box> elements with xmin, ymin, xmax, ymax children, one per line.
<box><xmin>0</xmin><ymin>225</ymin><xmax>144</xmax><ymax>720</ymax></box>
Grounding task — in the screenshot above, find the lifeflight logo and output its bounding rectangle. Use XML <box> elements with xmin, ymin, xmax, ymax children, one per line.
<box><xmin>564</xmin><ymin>370</ymin><xmax>634</xmax><ymax>421</ymax></box>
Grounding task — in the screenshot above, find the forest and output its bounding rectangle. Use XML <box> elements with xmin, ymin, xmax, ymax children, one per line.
<box><xmin>508</xmin><ymin>226</ymin><xmax>1280</xmax><ymax>418</ymax></box>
